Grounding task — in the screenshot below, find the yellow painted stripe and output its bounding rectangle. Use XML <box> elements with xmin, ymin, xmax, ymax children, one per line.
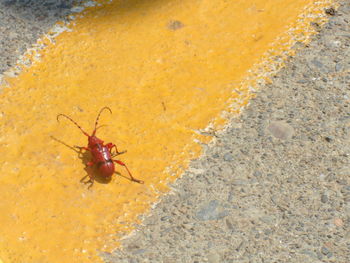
<box><xmin>0</xmin><ymin>0</ymin><xmax>335</xmax><ymax>262</ymax></box>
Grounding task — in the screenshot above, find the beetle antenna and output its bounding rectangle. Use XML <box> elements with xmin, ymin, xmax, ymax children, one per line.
<box><xmin>57</xmin><ymin>114</ymin><xmax>89</xmax><ymax>137</ymax></box>
<box><xmin>93</xmin><ymin>107</ymin><xmax>112</xmax><ymax>135</ymax></box>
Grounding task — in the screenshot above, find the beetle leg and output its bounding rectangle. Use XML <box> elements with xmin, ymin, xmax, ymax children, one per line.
<box><xmin>106</xmin><ymin>143</ymin><xmax>118</xmax><ymax>152</ymax></box>
<box><xmin>80</xmin><ymin>165</ymin><xmax>95</xmax><ymax>189</ymax></box>
<box><xmin>82</xmin><ymin>175</ymin><xmax>95</xmax><ymax>189</ymax></box>
<box><xmin>86</xmin><ymin>178</ymin><xmax>94</xmax><ymax>189</ymax></box>
<box><xmin>75</xmin><ymin>146</ymin><xmax>91</xmax><ymax>159</ymax></box>
<box><xmin>81</xmin><ymin>176</ymin><xmax>94</xmax><ymax>189</ymax></box>
<box><xmin>106</xmin><ymin>143</ymin><xmax>127</xmax><ymax>157</ymax></box>
<box><xmin>79</xmin><ymin>159</ymin><xmax>95</xmax><ymax>189</ymax></box>
<box><xmin>86</xmin><ymin>161</ymin><xmax>95</xmax><ymax>188</ymax></box>
<box><xmin>113</xmin><ymin>159</ymin><xmax>144</xmax><ymax>184</ymax></box>
<box><xmin>111</xmin><ymin>151</ymin><xmax>127</xmax><ymax>158</ymax></box>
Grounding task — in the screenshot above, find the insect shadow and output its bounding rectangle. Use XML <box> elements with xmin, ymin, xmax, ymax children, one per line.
<box><xmin>50</xmin><ymin>135</ymin><xmax>131</xmax><ymax>188</ymax></box>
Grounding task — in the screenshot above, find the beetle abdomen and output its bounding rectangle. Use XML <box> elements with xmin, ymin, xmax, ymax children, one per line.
<box><xmin>98</xmin><ymin>160</ymin><xmax>115</xmax><ymax>177</ymax></box>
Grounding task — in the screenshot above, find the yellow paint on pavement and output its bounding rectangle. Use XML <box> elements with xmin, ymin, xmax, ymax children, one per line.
<box><xmin>0</xmin><ymin>0</ymin><xmax>335</xmax><ymax>262</ymax></box>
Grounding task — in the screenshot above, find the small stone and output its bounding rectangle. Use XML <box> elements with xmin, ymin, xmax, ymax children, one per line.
<box><xmin>227</xmin><ymin>191</ymin><xmax>234</xmax><ymax>202</ymax></box>
<box><xmin>225</xmin><ymin>218</ymin><xmax>234</xmax><ymax>230</ymax></box>
<box><xmin>267</xmin><ymin>121</ymin><xmax>294</xmax><ymax>140</ymax></box>
<box><xmin>297</xmin><ymin>79</ymin><xmax>308</xmax><ymax>84</ymax></box>
<box><xmin>83</xmin><ymin>1</ymin><xmax>97</xmax><ymax>7</ymax></box>
<box><xmin>300</xmin><ymin>249</ymin><xmax>317</xmax><ymax>258</ymax></box>
<box><xmin>319</xmin><ymin>173</ymin><xmax>326</xmax><ymax>180</ymax></box>
<box><xmin>189</xmin><ymin>167</ymin><xmax>205</xmax><ymax>175</ymax></box>
<box><xmin>196</xmin><ymin>200</ymin><xmax>229</xmax><ymax>221</ymax></box>
<box><xmin>259</xmin><ymin>215</ymin><xmax>276</xmax><ymax>225</ymax></box>
<box><xmin>311</xmin><ymin>59</ymin><xmax>323</xmax><ymax>68</ymax></box>
<box><xmin>167</xmin><ymin>20</ymin><xmax>184</xmax><ymax>31</ymax></box>
<box><xmin>311</xmin><ymin>22</ymin><xmax>321</xmax><ymax>31</ymax></box>
<box><xmin>325</xmin><ymin>7</ymin><xmax>336</xmax><ymax>16</ymax></box>
<box><xmin>331</xmin><ymin>40</ymin><xmax>341</xmax><ymax>48</ymax></box>
<box><xmin>324</xmin><ymin>136</ymin><xmax>333</xmax><ymax>142</ymax></box>
<box><xmin>333</xmin><ymin>218</ymin><xmax>344</xmax><ymax>227</ymax></box>
<box><xmin>341</xmin><ymin>186</ymin><xmax>350</xmax><ymax>193</ymax></box>
<box><xmin>223</xmin><ymin>153</ymin><xmax>233</xmax><ymax>161</ymax></box>
<box><xmin>321</xmin><ymin>194</ymin><xmax>328</xmax><ymax>203</ymax></box>
<box><xmin>335</xmin><ymin>62</ymin><xmax>343</xmax><ymax>72</ymax></box>
<box><xmin>71</xmin><ymin>6</ymin><xmax>85</xmax><ymax>13</ymax></box>
<box><xmin>232</xmin><ymin>179</ymin><xmax>249</xmax><ymax>185</ymax></box>
<box><xmin>321</xmin><ymin>247</ymin><xmax>330</xmax><ymax>255</ymax></box>
<box><xmin>253</xmin><ymin>171</ymin><xmax>262</xmax><ymax>177</ymax></box>
<box><xmin>160</xmin><ymin>216</ymin><xmax>169</xmax><ymax>221</ymax></box>
<box><xmin>264</xmin><ymin>229</ymin><xmax>272</xmax><ymax>236</ymax></box>
<box><xmin>132</xmin><ymin>249</ymin><xmax>146</xmax><ymax>255</ymax></box>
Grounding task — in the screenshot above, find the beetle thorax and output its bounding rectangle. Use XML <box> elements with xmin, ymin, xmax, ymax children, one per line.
<box><xmin>88</xmin><ymin>136</ymin><xmax>104</xmax><ymax>148</ymax></box>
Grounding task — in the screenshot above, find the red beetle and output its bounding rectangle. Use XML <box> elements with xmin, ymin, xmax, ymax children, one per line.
<box><xmin>57</xmin><ymin>107</ymin><xmax>144</xmax><ymax>187</ymax></box>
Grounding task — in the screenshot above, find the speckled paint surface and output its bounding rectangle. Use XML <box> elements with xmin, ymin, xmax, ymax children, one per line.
<box><xmin>0</xmin><ymin>0</ymin><xmax>335</xmax><ymax>262</ymax></box>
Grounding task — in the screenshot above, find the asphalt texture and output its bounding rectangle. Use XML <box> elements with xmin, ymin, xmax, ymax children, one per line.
<box><xmin>0</xmin><ymin>1</ymin><xmax>349</xmax><ymax>263</ymax></box>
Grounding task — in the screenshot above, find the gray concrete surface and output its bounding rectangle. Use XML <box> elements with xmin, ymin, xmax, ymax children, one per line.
<box><xmin>0</xmin><ymin>1</ymin><xmax>349</xmax><ymax>263</ymax></box>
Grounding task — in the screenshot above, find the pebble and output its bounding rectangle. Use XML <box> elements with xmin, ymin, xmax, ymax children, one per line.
<box><xmin>232</xmin><ymin>179</ymin><xmax>249</xmax><ymax>185</ymax></box>
<box><xmin>331</xmin><ymin>40</ymin><xmax>341</xmax><ymax>47</ymax></box>
<box><xmin>321</xmin><ymin>246</ymin><xmax>330</xmax><ymax>255</ymax></box>
<box><xmin>341</xmin><ymin>185</ymin><xmax>350</xmax><ymax>193</ymax></box>
<box><xmin>267</xmin><ymin>121</ymin><xmax>294</xmax><ymax>140</ymax></box>
<box><xmin>324</xmin><ymin>136</ymin><xmax>333</xmax><ymax>142</ymax></box>
<box><xmin>189</xmin><ymin>167</ymin><xmax>205</xmax><ymax>175</ymax></box>
<box><xmin>333</xmin><ymin>218</ymin><xmax>344</xmax><ymax>227</ymax></box>
<box><xmin>225</xmin><ymin>218</ymin><xmax>234</xmax><ymax>230</ymax></box>
<box><xmin>70</xmin><ymin>6</ymin><xmax>85</xmax><ymax>13</ymax></box>
<box><xmin>297</xmin><ymin>79</ymin><xmax>308</xmax><ymax>84</ymax></box>
<box><xmin>259</xmin><ymin>215</ymin><xmax>276</xmax><ymax>225</ymax></box>
<box><xmin>335</xmin><ymin>62</ymin><xmax>343</xmax><ymax>71</ymax></box>
<box><xmin>253</xmin><ymin>170</ymin><xmax>262</xmax><ymax>177</ymax></box>
<box><xmin>321</xmin><ymin>194</ymin><xmax>328</xmax><ymax>203</ymax></box>
<box><xmin>132</xmin><ymin>249</ymin><xmax>146</xmax><ymax>255</ymax></box>
<box><xmin>311</xmin><ymin>59</ymin><xmax>324</xmax><ymax>68</ymax></box>
<box><xmin>195</xmin><ymin>200</ymin><xmax>229</xmax><ymax>221</ymax></box>
<box><xmin>223</xmin><ymin>153</ymin><xmax>233</xmax><ymax>161</ymax></box>
<box><xmin>160</xmin><ymin>216</ymin><xmax>169</xmax><ymax>221</ymax></box>
<box><xmin>325</xmin><ymin>7</ymin><xmax>336</xmax><ymax>16</ymax></box>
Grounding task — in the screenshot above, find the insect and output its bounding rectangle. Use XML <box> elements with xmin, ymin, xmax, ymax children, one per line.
<box><xmin>57</xmin><ymin>107</ymin><xmax>144</xmax><ymax>187</ymax></box>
